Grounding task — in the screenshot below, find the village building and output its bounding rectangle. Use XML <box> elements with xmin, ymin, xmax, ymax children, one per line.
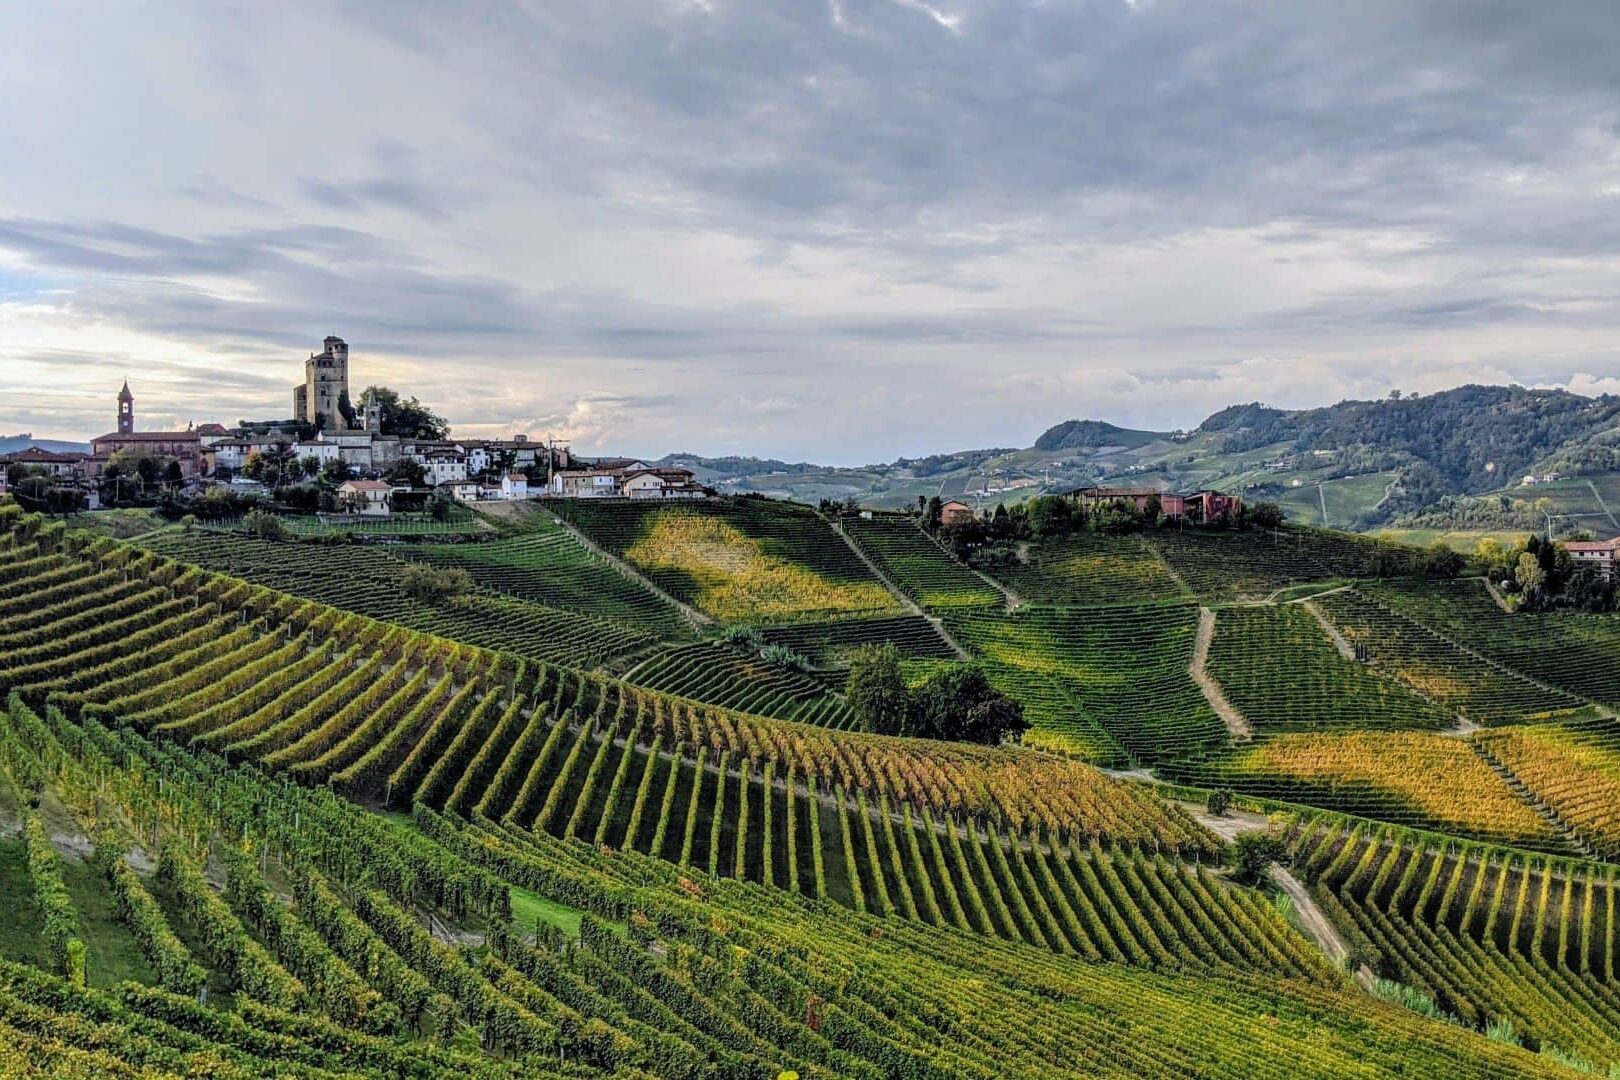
<box><xmin>335</xmin><ymin>478</ymin><xmax>392</xmax><ymax>516</ymax></box>
<box><xmin>499</xmin><ymin>473</ymin><xmax>531</xmax><ymax>500</ymax></box>
<box><xmin>440</xmin><ymin>480</ymin><xmax>482</xmax><ymax>503</ymax></box>
<box><xmin>0</xmin><ymin>446</ymin><xmax>89</xmax><ymax>480</ymax></box>
<box><xmin>938</xmin><ymin>499</ymin><xmax>976</xmax><ymax>526</ymax></box>
<box><xmin>1564</xmin><ymin>538</ymin><xmax>1619</xmax><ymax>582</ymax></box>
<box><xmin>547</xmin><ymin>461</ymin><xmax>700</xmax><ymax>499</ymax></box>
<box><xmin>87</xmin><ymin>382</ymin><xmax>204</xmax><ymax>479</ymax></box>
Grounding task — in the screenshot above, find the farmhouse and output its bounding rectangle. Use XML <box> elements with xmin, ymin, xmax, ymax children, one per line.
<box><xmin>1064</xmin><ymin>485</ymin><xmax>1242</xmax><ymax>523</ymax></box>
<box><xmin>335</xmin><ymin>478</ymin><xmax>392</xmax><ymax>516</ymax></box>
<box><xmin>1564</xmin><ymin>537</ymin><xmax>1619</xmax><ymax>581</ymax></box>
<box><xmin>939</xmin><ymin>499</ymin><xmax>976</xmax><ymax>526</ymax></box>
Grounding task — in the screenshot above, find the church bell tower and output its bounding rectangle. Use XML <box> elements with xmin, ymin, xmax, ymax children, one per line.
<box><xmin>117</xmin><ymin>380</ymin><xmax>135</xmax><ymax>434</ymax></box>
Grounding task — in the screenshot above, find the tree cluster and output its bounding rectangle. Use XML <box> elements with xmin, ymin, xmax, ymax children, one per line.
<box><xmin>1480</xmin><ymin>535</ymin><xmax>1615</xmax><ymax>612</ymax></box>
<box><xmin>360</xmin><ymin>386</ymin><xmax>450</xmax><ymax>441</ymax></box>
<box><xmin>845</xmin><ymin>644</ymin><xmax>1027</xmax><ymax>745</ymax></box>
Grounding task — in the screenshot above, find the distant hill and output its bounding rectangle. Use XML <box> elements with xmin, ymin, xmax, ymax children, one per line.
<box><xmin>650</xmin><ymin>383</ymin><xmax>1620</xmax><ymax>529</ymax></box>
<box><xmin>1034</xmin><ymin>419</ymin><xmax>1162</xmax><ymax>452</ymax></box>
<box><xmin>0</xmin><ymin>435</ymin><xmax>90</xmax><ymax>456</ymax></box>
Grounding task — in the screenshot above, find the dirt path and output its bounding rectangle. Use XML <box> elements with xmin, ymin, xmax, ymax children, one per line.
<box><xmin>828</xmin><ymin>519</ymin><xmax>973</xmax><ymax>660</ymax></box>
<box><xmin>1587</xmin><ymin>480</ymin><xmax>1620</xmax><ymax>532</ymax></box>
<box><xmin>1301</xmin><ymin>598</ymin><xmax>1357</xmax><ymax>660</ymax></box>
<box><xmin>1268</xmin><ymin>864</ymin><xmax>1374</xmax><ymax>989</ymax></box>
<box><xmin>1191</xmin><ymin>607</ymin><xmax>1252</xmax><ymax>740</ymax></box>
<box><xmin>549</xmin><ymin>515</ymin><xmax>713</xmax><ymax>631</ymax></box>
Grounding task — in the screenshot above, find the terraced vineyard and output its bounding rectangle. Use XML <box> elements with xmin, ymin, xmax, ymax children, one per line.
<box><xmin>0</xmin><ymin>510</ymin><xmax>1213</xmax><ymax>848</ymax></box>
<box><xmin>1294</xmin><ymin>818</ymin><xmax>1620</xmax><ymax>1069</ymax></box>
<box><xmin>1366</xmin><ymin>579</ymin><xmax>1620</xmax><ymax>709</ymax></box>
<box><xmin>0</xmin><ymin>704</ymin><xmax>1559</xmax><ymax>1080</ymax></box>
<box><xmin>1148</xmin><ymin>527</ymin><xmax>1424</xmax><ymax>601</ymax></box>
<box><xmin>1163</xmin><ymin>732</ymin><xmax>1573</xmax><ymax>852</ymax></box>
<box><xmin>399</xmin><ymin>515</ymin><xmax>693</xmax><ymax>641</ymax></box>
<box><xmin>550</xmin><ymin>497</ymin><xmax>901</xmax><ymax>623</ymax></box>
<box><xmin>1476</xmin><ymin>717</ymin><xmax>1620</xmax><ymax>861</ymax></box>
<box><xmin>1315</xmin><ymin>589</ymin><xmax>1586</xmax><ymax>725</ymax></box>
<box><xmin>138</xmin><ymin>529</ymin><xmax>655</xmax><ymax>666</ymax></box>
<box><xmin>947</xmin><ymin>604</ymin><xmax>1225</xmax><ymax>765</ymax></box>
<box><xmin>841</xmin><ymin>514</ymin><xmax>1002</xmax><ymax>608</ymax></box>
<box><xmin>1207</xmin><ymin>604</ymin><xmax>1452</xmax><ymax>732</ymax></box>
<box><xmin>984</xmin><ymin>531</ymin><xmax>1189</xmax><ymax>606</ymax></box>
<box><xmin>625</xmin><ymin>642</ymin><xmax>856</xmax><ymax>728</ymax></box>
<box><xmin>759</xmin><ymin>613</ymin><xmax>958</xmax><ymax>665</ymax></box>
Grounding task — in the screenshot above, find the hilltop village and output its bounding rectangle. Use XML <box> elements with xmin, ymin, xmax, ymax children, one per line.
<box><xmin>0</xmin><ymin>335</ymin><xmax>703</xmax><ymax>516</ymax></box>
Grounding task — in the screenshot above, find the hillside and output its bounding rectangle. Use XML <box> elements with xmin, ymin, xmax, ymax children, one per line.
<box><xmin>659</xmin><ymin>384</ymin><xmax>1620</xmax><ymax>535</ymax></box>
<box><xmin>7</xmin><ymin>496</ymin><xmax>1620</xmax><ymax>1075</ymax></box>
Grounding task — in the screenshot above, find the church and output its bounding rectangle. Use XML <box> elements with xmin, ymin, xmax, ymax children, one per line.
<box><xmin>87</xmin><ymin>380</ymin><xmax>204</xmax><ymax>478</ymax></box>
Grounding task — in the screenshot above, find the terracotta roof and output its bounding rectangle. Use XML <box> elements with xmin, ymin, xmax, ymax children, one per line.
<box><xmin>338</xmin><ymin>479</ymin><xmax>392</xmax><ymax>493</ymax></box>
<box><xmin>1</xmin><ymin>447</ymin><xmax>86</xmax><ymax>464</ymax></box>
<box><xmin>93</xmin><ymin>431</ymin><xmax>201</xmax><ymax>443</ymax></box>
<box><xmin>1564</xmin><ymin>540</ymin><xmax>1619</xmax><ymax>553</ymax></box>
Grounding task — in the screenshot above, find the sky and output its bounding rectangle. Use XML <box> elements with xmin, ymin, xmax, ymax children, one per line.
<box><xmin>3</xmin><ymin>1</ymin><xmax>1620</xmax><ymax>463</ymax></box>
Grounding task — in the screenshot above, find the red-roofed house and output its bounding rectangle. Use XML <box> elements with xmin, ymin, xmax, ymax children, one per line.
<box><xmin>336</xmin><ymin>478</ymin><xmax>393</xmax><ymax>516</ymax></box>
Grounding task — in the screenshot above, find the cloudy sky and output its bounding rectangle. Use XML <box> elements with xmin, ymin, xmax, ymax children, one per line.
<box><xmin>3</xmin><ymin>2</ymin><xmax>1619</xmax><ymax>461</ymax></box>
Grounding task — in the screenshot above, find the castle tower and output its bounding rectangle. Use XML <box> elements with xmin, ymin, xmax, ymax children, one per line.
<box><xmin>297</xmin><ymin>335</ymin><xmax>354</xmax><ymax>430</ymax></box>
<box><xmin>117</xmin><ymin>380</ymin><xmax>135</xmax><ymax>434</ymax></box>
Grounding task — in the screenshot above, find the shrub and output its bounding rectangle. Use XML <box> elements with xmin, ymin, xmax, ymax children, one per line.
<box><xmin>401</xmin><ymin>563</ymin><xmax>473</xmax><ymax>604</ymax></box>
<box><xmin>1227</xmin><ymin>832</ymin><xmax>1286</xmax><ymax>885</ymax></box>
<box><xmin>241</xmin><ymin>509</ymin><xmax>287</xmax><ymax>541</ymax></box>
<box><xmin>1206</xmin><ymin>788</ymin><xmax>1233</xmax><ymax>817</ymax></box>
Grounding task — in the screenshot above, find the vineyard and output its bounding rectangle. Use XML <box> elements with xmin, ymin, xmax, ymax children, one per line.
<box><xmin>0</xmin><ymin>697</ymin><xmax>1563</xmax><ymax>1080</ymax></box>
<box><xmin>1206</xmin><ymin>604</ymin><xmax>1452</xmax><ymax>732</ymax></box>
<box><xmin>625</xmin><ymin>642</ymin><xmax>856</xmax><ymax>728</ymax></box>
<box><xmin>1365</xmin><ymin>579</ymin><xmax>1620</xmax><ymax>709</ymax></box>
<box><xmin>983</xmin><ymin>531</ymin><xmax>1190</xmax><ymax>607</ymax></box>
<box><xmin>8</xmin><ymin>495</ymin><xmax>1620</xmax><ymax>1075</ymax></box>
<box><xmin>947</xmin><ymin>604</ymin><xmax>1225</xmax><ymax>765</ymax></box>
<box><xmin>399</xmin><ymin>515</ymin><xmax>694</xmax><ymax>642</ymax></box>
<box><xmin>840</xmin><ymin>514</ymin><xmax>1003</xmax><ymax>609</ymax></box>
<box><xmin>759</xmin><ymin>613</ymin><xmax>958</xmax><ymax>665</ymax></box>
<box><xmin>1147</xmin><ymin>527</ymin><xmax>1425</xmax><ymax>601</ymax></box>
<box><xmin>137</xmin><ymin>530</ymin><xmax>655</xmax><ymax>667</ymax></box>
<box><xmin>550</xmin><ymin>497</ymin><xmax>902</xmax><ymax>624</ymax></box>
<box><xmin>1162</xmin><ymin>732</ymin><xmax>1573</xmax><ymax>852</ymax></box>
<box><xmin>1475</xmin><ymin>717</ymin><xmax>1620</xmax><ymax>861</ymax></box>
<box><xmin>1292</xmin><ymin>817</ymin><xmax>1620</xmax><ymax>1069</ymax></box>
<box><xmin>1313</xmin><ymin>589</ymin><xmax>1587</xmax><ymax>725</ymax></box>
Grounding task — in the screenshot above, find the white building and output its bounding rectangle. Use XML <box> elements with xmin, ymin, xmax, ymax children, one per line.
<box><xmin>499</xmin><ymin>473</ymin><xmax>531</xmax><ymax>500</ymax></box>
<box><xmin>336</xmin><ymin>478</ymin><xmax>392</xmax><ymax>516</ymax></box>
<box><xmin>1565</xmin><ymin>538</ymin><xmax>1619</xmax><ymax>582</ymax></box>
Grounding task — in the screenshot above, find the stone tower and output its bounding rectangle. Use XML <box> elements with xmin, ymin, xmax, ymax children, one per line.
<box><xmin>117</xmin><ymin>379</ymin><xmax>135</xmax><ymax>434</ymax></box>
<box><xmin>292</xmin><ymin>335</ymin><xmax>354</xmax><ymax>430</ymax></box>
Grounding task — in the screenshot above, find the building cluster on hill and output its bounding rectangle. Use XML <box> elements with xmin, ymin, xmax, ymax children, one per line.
<box><xmin>0</xmin><ymin>334</ymin><xmax>706</xmax><ymax>516</ymax></box>
<box><xmin>1063</xmin><ymin>485</ymin><xmax>1245</xmax><ymax>524</ymax></box>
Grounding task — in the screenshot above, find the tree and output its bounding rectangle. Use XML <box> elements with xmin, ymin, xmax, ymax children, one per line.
<box><xmin>1418</xmin><ymin>540</ymin><xmax>1465</xmax><ymax>579</ymax></box>
<box><xmin>1206</xmin><ymin>789</ymin><xmax>1234</xmax><ymax>817</ymax></box>
<box><xmin>241</xmin><ymin>508</ymin><xmax>286</xmax><ymax>541</ymax></box>
<box><xmin>322</xmin><ymin>457</ymin><xmax>352</xmax><ymax>483</ymax></box>
<box><xmin>1249</xmin><ymin>501</ymin><xmax>1285</xmax><ymax>529</ymax></box>
<box><xmin>1515</xmin><ymin>551</ymin><xmax>1546</xmax><ymax>594</ymax></box>
<box><xmin>907</xmin><ymin>664</ymin><xmax>1027</xmax><ymax>744</ymax></box>
<box><xmin>387</xmin><ymin>458</ymin><xmax>426</xmax><ymax>488</ymax></box>
<box><xmin>360</xmin><ymin>386</ymin><xmax>449</xmax><ymax>440</ymax></box>
<box><xmin>1229</xmin><ymin>832</ymin><xmax>1286</xmax><ymax>885</ymax></box>
<box><xmin>846</xmin><ymin>644</ymin><xmax>911</xmax><ymax>737</ymax></box>
<box><xmin>1026</xmin><ymin>495</ymin><xmax>1079</xmax><ymax>537</ymax></box>
<box><xmin>298</xmin><ymin>454</ymin><xmax>322</xmax><ymax>479</ymax></box>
